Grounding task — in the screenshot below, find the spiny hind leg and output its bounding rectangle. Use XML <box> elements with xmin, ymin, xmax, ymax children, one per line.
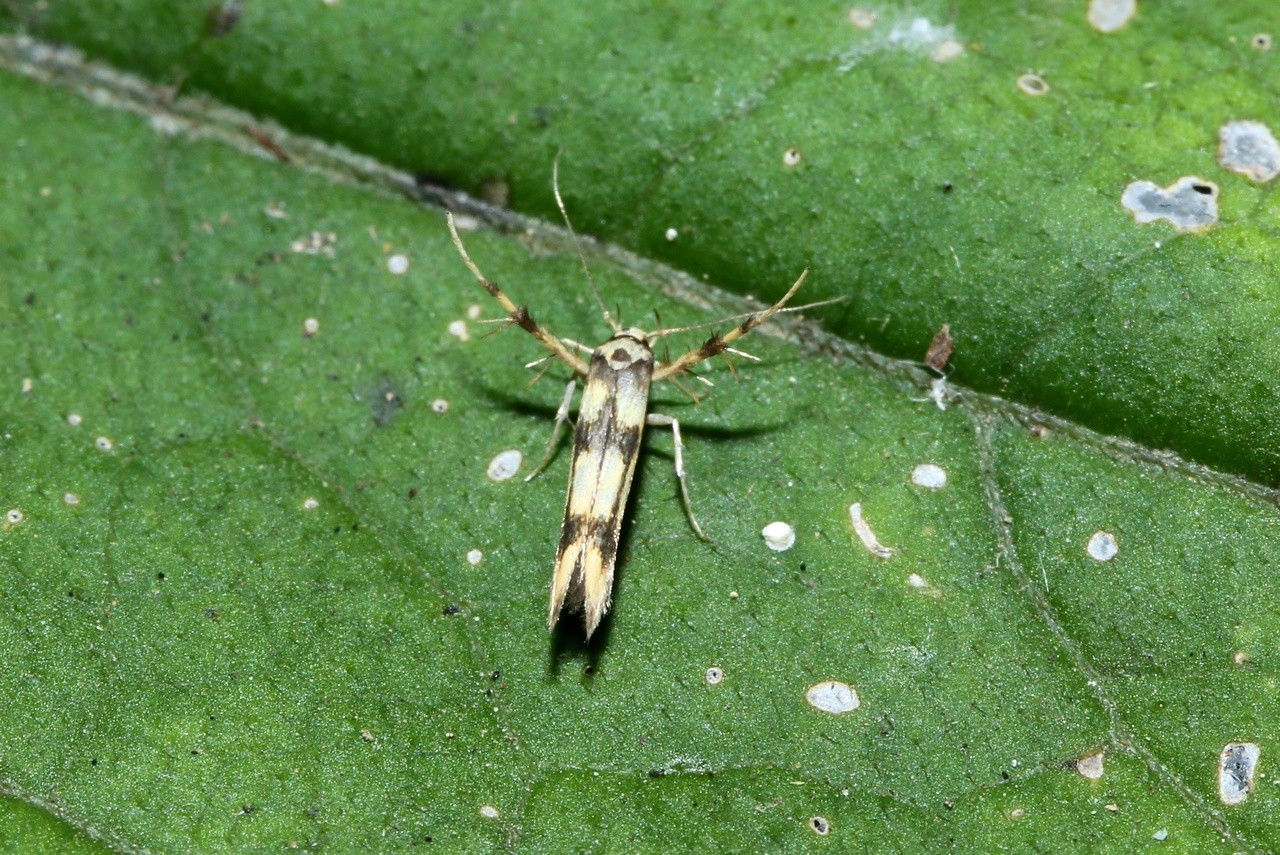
<box><xmin>647</xmin><ymin>413</ymin><xmax>710</xmax><ymax>542</ymax></box>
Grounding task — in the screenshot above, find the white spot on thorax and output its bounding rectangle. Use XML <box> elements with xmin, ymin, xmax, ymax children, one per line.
<box><xmin>1086</xmin><ymin>531</ymin><xmax>1118</xmax><ymax>561</ymax></box>
<box><xmin>387</xmin><ymin>253</ymin><xmax>410</xmax><ymax>275</ymax></box>
<box><xmin>448</xmin><ymin>320</ymin><xmax>470</xmax><ymax>341</ymax></box>
<box><xmin>1219</xmin><ymin>742</ymin><xmax>1260</xmax><ymax>805</ymax></box>
<box><xmin>705</xmin><ymin>666</ymin><xmax>724</xmax><ymax>685</ymax></box>
<box><xmin>849</xmin><ymin>502</ymin><xmax>896</xmax><ymax>558</ymax></box>
<box><xmin>761</xmin><ymin>521</ymin><xmax>796</xmax><ymax>551</ymax></box>
<box><xmin>1087</xmin><ymin>0</ymin><xmax>1136</xmax><ymax>33</ymax></box>
<box><xmin>1121</xmin><ymin>177</ymin><xmax>1218</xmax><ymax>231</ymax></box>
<box><xmin>806</xmin><ymin>680</ymin><xmax>860</xmax><ymax>714</ymax></box>
<box><xmin>487</xmin><ymin>449</ymin><xmax>523</xmax><ymax>482</ymax></box>
<box><xmin>466</xmin><ymin>549</ymin><xmax>483</xmax><ymax>566</ymax></box>
<box><xmin>1218</xmin><ymin>120</ymin><xmax>1280</xmax><ymax>183</ymax></box>
<box><xmin>911</xmin><ymin>463</ymin><xmax>947</xmax><ymax>489</ymax></box>
<box><xmin>1076</xmin><ymin>750</ymin><xmax>1105</xmax><ymax>780</ymax></box>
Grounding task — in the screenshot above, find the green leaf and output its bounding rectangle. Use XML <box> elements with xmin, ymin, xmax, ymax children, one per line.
<box><xmin>1</xmin><ymin>4</ymin><xmax>1277</xmax><ymax>852</ymax></box>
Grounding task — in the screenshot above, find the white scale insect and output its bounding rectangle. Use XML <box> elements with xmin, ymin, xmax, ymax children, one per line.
<box><xmin>447</xmin><ymin>166</ymin><xmax>824</xmax><ymax>638</ymax></box>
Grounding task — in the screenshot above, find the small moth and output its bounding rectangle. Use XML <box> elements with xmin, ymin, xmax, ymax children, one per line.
<box><xmin>446</xmin><ymin>179</ymin><xmax>815</xmax><ymax>638</ymax></box>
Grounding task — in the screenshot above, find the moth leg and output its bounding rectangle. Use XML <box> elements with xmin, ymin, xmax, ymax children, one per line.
<box><xmin>525</xmin><ymin>379</ymin><xmax>578</xmax><ymax>482</ymax></box>
<box><xmin>446</xmin><ymin>212</ymin><xmax>590</xmax><ymax>376</ymax></box>
<box><xmin>647</xmin><ymin>413</ymin><xmax>710</xmax><ymax>542</ymax></box>
<box><xmin>653</xmin><ymin>268</ymin><xmax>809</xmax><ymax>382</ymax></box>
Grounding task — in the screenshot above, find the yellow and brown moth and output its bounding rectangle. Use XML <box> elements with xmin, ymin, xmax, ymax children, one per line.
<box><xmin>446</xmin><ymin>188</ymin><xmax>811</xmax><ymax>638</ymax></box>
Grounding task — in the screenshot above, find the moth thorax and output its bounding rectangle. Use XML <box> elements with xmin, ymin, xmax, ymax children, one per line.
<box><xmin>602</xmin><ymin>332</ymin><xmax>652</xmax><ymax>370</ymax></box>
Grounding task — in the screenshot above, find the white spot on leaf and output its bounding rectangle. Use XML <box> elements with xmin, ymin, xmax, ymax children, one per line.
<box><xmin>448</xmin><ymin>320</ymin><xmax>470</xmax><ymax>342</ymax></box>
<box><xmin>302</xmin><ymin>498</ymin><xmax>319</xmax><ymax>510</ymax></box>
<box><xmin>1219</xmin><ymin>742</ymin><xmax>1259</xmax><ymax>805</ymax></box>
<box><xmin>387</xmin><ymin>253</ymin><xmax>410</xmax><ymax>275</ymax></box>
<box><xmin>67</xmin><ymin>413</ymin><xmax>82</xmax><ymax>427</ymax></box>
<box><xmin>479</xmin><ymin>804</ymin><xmax>500</xmax><ymax>819</ymax></box>
<box><xmin>847</xmin><ymin>9</ymin><xmax>876</xmax><ymax>29</ymax></box>
<box><xmin>1076</xmin><ymin>750</ymin><xmax>1105</xmax><ymax>780</ymax></box>
<box><xmin>5</xmin><ymin>509</ymin><xmax>23</xmax><ymax>525</ymax></box>
<box><xmin>705</xmin><ymin>666</ymin><xmax>724</xmax><ymax>685</ymax></box>
<box><xmin>931</xmin><ymin>39</ymin><xmax>964</xmax><ymax>62</ymax></box>
<box><xmin>1016</xmin><ymin>74</ymin><xmax>1050</xmax><ymax>96</ymax></box>
<box><xmin>487</xmin><ymin>449</ymin><xmax>523</xmax><ymax>482</ymax></box>
<box><xmin>303</xmin><ymin>317</ymin><xmax>320</xmax><ymax>337</ymax></box>
<box><xmin>806</xmin><ymin>680</ymin><xmax>860</xmax><ymax>714</ymax></box>
<box><xmin>1087</xmin><ymin>531</ymin><xmax>1119</xmax><ymax>562</ymax></box>
<box><xmin>95</xmin><ymin>436</ymin><xmax>113</xmax><ymax>453</ymax></box>
<box><xmin>911</xmin><ymin>463</ymin><xmax>947</xmax><ymax>489</ymax></box>
<box><xmin>431</xmin><ymin>398</ymin><xmax>450</xmax><ymax>414</ymax></box>
<box><xmin>1087</xmin><ymin>0</ymin><xmax>1136</xmax><ymax>33</ymax></box>
<box><xmin>466</xmin><ymin>549</ymin><xmax>483</xmax><ymax>566</ymax></box>
<box><xmin>664</xmin><ymin>227</ymin><xmax>678</xmax><ymax>241</ymax></box>
<box><xmin>1121</xmin><ymin>176</ymin><xmax>1218</xmax><ymax>232</ymax></box>
<box><xmin>808</xmin><ymin>815</ymin><xmax>831</xmax><ymax>836</ymax></box>
<box><xmin>761</xmin><ymin>521</ymin><xmax>796</xmax><ymax>552</ymax></box>
<box><xmin>849</xmin><ymin>502</ymin><xmax>896</xmax><ymax>558</ymax></box>
<box><xmin>1218</xmin><ymin>120</ymin><xmax>1280</xmax><ymax>183</ymax></box>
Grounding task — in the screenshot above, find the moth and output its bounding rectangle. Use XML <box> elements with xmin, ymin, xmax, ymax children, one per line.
<box><xmin>446</xmin><ymin>187</ymin><xmax>813</xmax><ymax>638</ymax></box>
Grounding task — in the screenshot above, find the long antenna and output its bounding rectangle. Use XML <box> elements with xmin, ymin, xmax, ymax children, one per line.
<box><xmin>647</xmin><ymin>295</ymin><xmax>848</xmax><ymax>340</ymax></box>
<box><xmin>552</xmin><ymin>151</ymin><xmax>621</xmax><ymax>335</ymax></box>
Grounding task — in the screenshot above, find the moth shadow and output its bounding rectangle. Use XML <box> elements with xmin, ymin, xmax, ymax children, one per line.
<box><xmin>548</xmin><ymin>608</ymin><xmax>614</xmax><ymax>675</ymax></box>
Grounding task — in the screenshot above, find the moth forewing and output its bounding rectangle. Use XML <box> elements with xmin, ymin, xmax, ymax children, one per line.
<box><xmin>550</xmin><ymin>333</ymin><xmax>654</xmax><ymax>636</ymax></box>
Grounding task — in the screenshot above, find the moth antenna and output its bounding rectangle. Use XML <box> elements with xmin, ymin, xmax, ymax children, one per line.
<box><xmin>724</xmin><ymin>347</ymin><xmax>760</xmax><ymax>362</ymax></box>
<box><xmin>525</xmin><ymin>353</ymin><xmax>556</xmax><ymax>369</ymax></box>
<box><xmin>720</xmin><ymin>352</ymin><xmax>740</xmax><ymax>381</ymax></box>
<box><xmin>559</xmin><ymin>337</ymin><xmax>595</xmax><ymax>356</ymax></box>
<box><xmin>668</xmin><ymin>374</ymin><xmax>703</xmax><ymax>404</ymax></box>
<box><xmin>648</xmin><ymin>295</ymin><xmax>847</xmax><ymax>341</ymax></box>
<box><xmin>526</xmin><ymin>360</ymin><xmax>554</xmax><ymax>388</ymax></box>
<box><xmin>480</xmin><ymin>320</ymin><xmax>517</xmax><ymax>340</ymax></box>
<box><xmin>552</xmin><ymin>152</ymin><xmax>621</xmax><ymax>335</ymax></box>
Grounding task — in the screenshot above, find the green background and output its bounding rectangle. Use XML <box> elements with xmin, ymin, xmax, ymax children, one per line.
<box><xmin>0</xmin><ymin>2</ymin><xmax>1276</xmax><ymax>852</ymax></box>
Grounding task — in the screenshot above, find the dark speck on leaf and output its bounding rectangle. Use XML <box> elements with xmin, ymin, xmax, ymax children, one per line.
<box><xmin>942</xmin><ymin>181</ymin><xmax>953</xmax><ymax>193</ymax></box>
<box><xmin>443</xmin><ymin>604</ymin><xmax>460</xmax><ymax>616</ymax></box>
